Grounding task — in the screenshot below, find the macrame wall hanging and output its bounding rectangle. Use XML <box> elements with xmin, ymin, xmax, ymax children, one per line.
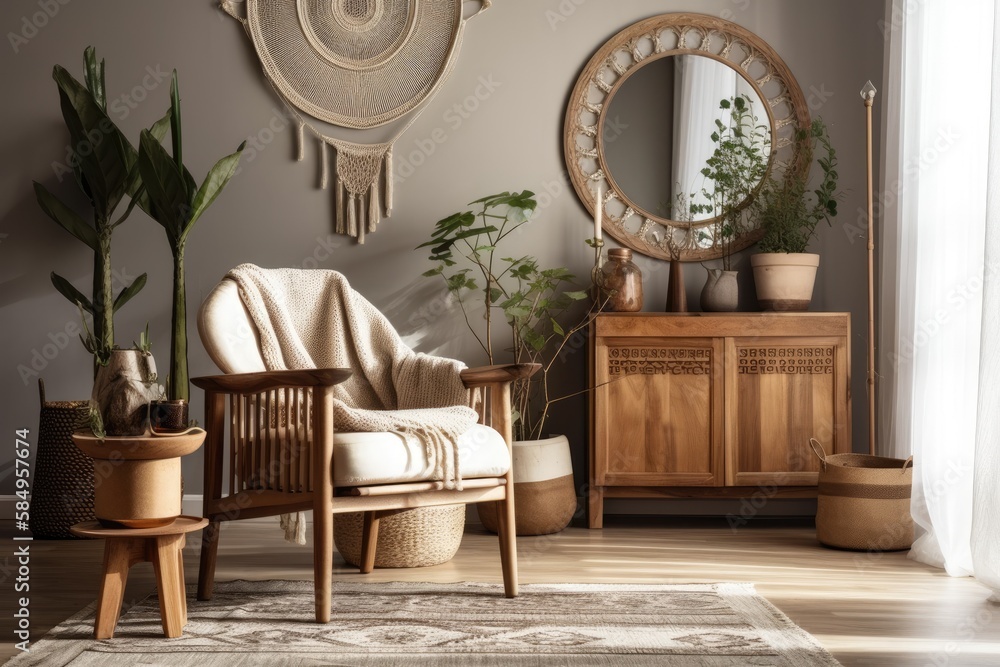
<box><xmin>221</xmin><ymin>0</ymin><xmax>490</xmax><ymax>243</ymax></box>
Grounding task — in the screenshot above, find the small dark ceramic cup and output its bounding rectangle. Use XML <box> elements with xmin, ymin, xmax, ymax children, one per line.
<box><xmin>149</xmin><ymin>399</ymin><xmax>189</xmax><ymax>433</ymax></box>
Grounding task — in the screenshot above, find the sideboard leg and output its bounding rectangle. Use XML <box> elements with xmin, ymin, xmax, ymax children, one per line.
<box><xmin>588</xmin><ymin>487</ymin><xmax>604</xmax><ymax>529</ymax></box>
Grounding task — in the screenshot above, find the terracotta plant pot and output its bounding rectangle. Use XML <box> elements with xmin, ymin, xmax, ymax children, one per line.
<box><xmin>478</xmin><ymin>435</ymin><xmax>577</xmax><ymax>536</ymax></box>
<box><xmin>150</xmin><ymin>399</ymin><xmax>189</xmax><ymax>433</ymax></box>
<box><xmin>751</xmin><ymin>253</ymin><xmax>820</xmax><ymax>311</ymax></box>
<box><xmin>91</xmin><ymin>349</ymin><xmax>160</xmax><ymax>436</ymax></box>
<box><xmin>700</xmin><ymin>268</ymin><xmax>739</xmax><ymax>312</ymax></box>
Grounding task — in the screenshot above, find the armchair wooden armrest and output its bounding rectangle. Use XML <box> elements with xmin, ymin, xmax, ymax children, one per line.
<box><xmin>460</xmin><ymin>363</ymin><xmax>540</xmax><ymax>389</ymax></box>
<box><xmin>192</xmin><ymin>368</ymin><xmax>352</xmax><ymax>394</ymax></box>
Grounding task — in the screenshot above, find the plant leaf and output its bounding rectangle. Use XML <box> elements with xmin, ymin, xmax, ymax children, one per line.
<box><xmin>451</xmin><ymin>225</ymin><xmax>497</xmax><ymax>241</ymax></box>
<box><xmin>53</xmin><ymin>65</ymin><xmax>130</xmax><ymax>219</ymax></box>
<box><xmin>33</xmin><ymin>182</ymin><xmax>99</xmax><ymax>250</ymax></box>
<box><xmin>83</xmin><ymin>46</ymin><xmax>106</xmax><ymax>110</ymax></box>
<box><xmin>112</xmin><ymin>273</ymin><xmax>147</xmax><ymax>313</ymax></box>
<box><xmin>137</xmin><ymin>129</ymin><xmax>192</xmax><ymax>243</ymax></box>
<box><xmin>186</xmin><ymin>141</ymin><xmax>246</xmax><ymax>236</ymax></box>
<box><xmin>169</xmin><ymin>71</ymin><xmax>183</xmax><ymax>171</ymax></box>
<box><xmin>126</xmin><ymin>109</ymin><xmax>172</xmax><ymax>213</ymax></box>
<box><xmin>50</xmin><ymin>272</ymin><xmax>93</xmax><ymax>312</ymax></box>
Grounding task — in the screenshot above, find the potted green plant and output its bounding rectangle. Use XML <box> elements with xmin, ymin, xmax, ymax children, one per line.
<box><xmin>690</xmin><ymin>95</ymin><xmax>771</xmax><ymax>312</ymax></box>
<box><xmin>33</xmin><ymin>46</ymin><xmax>169</xmax><ymax>436</ymax></box>
<box><xmin>750</xmin><ymin>118</ymin><xmax>839</xmax><ymax>310</ymax></box>
<box><xmin>136</xmin><ymin>71</ymin><xmax>245</xmax><ymax>430</ymax></box>
<box><xmin>419</xmin><ymin>191</ymin><xmax>605</xmax><ymax>535</ymax></box>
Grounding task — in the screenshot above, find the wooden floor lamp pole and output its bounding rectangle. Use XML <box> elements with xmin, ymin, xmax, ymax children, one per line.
<box><xmin>863</xmin><ymin>81</ymin><xmax>877</xmax><ymax>456</ymax></box>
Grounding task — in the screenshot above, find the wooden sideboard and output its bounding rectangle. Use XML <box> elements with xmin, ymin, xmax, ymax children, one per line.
<box><xmin>588</xmin><ymin>313</ymin><xmax>851</xmax><ymax>528</ymax></box>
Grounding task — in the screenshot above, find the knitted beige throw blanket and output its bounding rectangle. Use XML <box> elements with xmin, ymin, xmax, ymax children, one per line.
<box><xmin>226</xmin><ymin>264</ymin><xmax>477</xmax><ymax>544</ymax></box>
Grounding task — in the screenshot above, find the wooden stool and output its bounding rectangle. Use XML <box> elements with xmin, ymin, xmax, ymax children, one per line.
<box><xmin>71</xmin><ymin>516</ymin><xmax>208</xmax><ymax>639</ymax></box>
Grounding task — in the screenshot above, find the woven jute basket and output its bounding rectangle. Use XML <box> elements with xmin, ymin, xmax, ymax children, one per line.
<box><xmin>334</xmin><ymin>505</ymin><xmax>465</xmax><ymax>569</ymax></box>
<box><xmin>810</xmin><ymin>438</ymin><xmax>914</xmax><ymax>551</ymax></box>
<box><xmin>28</xmin><ymin>380</ymin><xmax>96</xmax><ymax>538</ymax></box>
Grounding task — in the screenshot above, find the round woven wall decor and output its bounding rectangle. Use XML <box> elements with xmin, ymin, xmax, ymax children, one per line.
<box><xmin>223</xmin><ymin>0</ymin><xmax>489</xmax><ymax>243</ymax></box>
<box><xmin>247</xmin><ymin>0</ymin><xmax>462</xmax><ymax>129</ymax></box>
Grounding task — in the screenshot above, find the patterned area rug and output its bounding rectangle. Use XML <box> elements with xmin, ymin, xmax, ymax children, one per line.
<box><xmin>8</xmin><ymin>580</ymin><xmax>840</xmax><ymax>666</ymax></box>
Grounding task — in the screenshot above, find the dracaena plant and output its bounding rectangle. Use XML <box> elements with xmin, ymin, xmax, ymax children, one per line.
<box><xmin>33</xmin><ymin>46</ymin><xmax>168</xmax><ymax>370</ymax></box>
<box><xmin>419</xmin><ymin>191</ymin><xmax>601</xmax><ymax>441</ymax></box>
<box><xmin>136</xmin><ymin>71</ymin><xmax>245</xmax><ymax>403</ymax></box>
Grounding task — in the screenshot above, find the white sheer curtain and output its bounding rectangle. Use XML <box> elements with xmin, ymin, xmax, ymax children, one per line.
<box><xmin>879</xmin><ymin>0</ymin><xmax>999</xmax><ymax>594</ymax></box>
<box><xmin>671</xmin><ymin>55</ymin><xmax>737</xmax><ymax>209</ymax></box>
<box><xmin>972</xmin><ymin>2</ymin><xmax>1000</xmax><ymax>597</ymax></box>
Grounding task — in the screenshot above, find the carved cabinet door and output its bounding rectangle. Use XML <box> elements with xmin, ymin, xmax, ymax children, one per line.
<box><xmin>724</xmin><ymin>336</ymin><xmax>850</xmax><ymax>486</ymax></box>
<box><xmin>593</xmin><ymin>338</ymin><xmax>725</xmax><ymax>487</ymax></box>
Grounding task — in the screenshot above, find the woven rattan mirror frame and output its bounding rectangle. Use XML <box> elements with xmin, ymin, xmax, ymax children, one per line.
<box><xmin>563</xmin><ymin>13</ymin><xmax>810</xmax><ymax>262</ymax></box>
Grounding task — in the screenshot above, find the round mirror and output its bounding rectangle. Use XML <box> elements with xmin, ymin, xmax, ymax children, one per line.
<box><xmin>564</xmin><ymin>13</ymin><xmax>810</xmax><ymax>261</ymax></box>
<box><xmin>602</xmin><ymin>55</ymin><xmax>771</xmax><ymax>223</ymax></box>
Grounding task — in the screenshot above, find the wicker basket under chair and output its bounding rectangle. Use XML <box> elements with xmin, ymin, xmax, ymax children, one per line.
<box><xmin>334</xmin><ymin>505</ymin><xmax>466</xmax><ymax>568</ymax></box>
<box><xmin>28</xmin><ymin>380</ymin><xmax>96</xmax><ymax>538</ymax></box>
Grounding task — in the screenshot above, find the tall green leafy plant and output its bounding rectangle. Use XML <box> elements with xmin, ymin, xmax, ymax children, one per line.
<box><xmin>419</xmin><ymin>191</ymin><xmax>599</xmax><ymax>441</ymax></box>
<box><xmin>136</xmin><ymin>72</ymin><xmax>245</xmax><ymax>402</ymax></box>
<box><xmin>754</xmin><ymin>119</ymin><xmax>839</xmax><ymax>253</ymax></box>
<box><xmin>33</xmin><ymin>47</ymin><xmax>166</xmax><ymax>369</ymax></box>
<box><xmin>690</xmin><ymin>95</ymin><xmax>771</xmax><ymax>270</ymax></box>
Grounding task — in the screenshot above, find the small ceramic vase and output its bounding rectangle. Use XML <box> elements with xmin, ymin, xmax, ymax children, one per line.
<box><xmin>150</xmin><ymin>399</ymin><xmax>190</xmax><ymax>433</ymax></box>
<box><xmin>700</xmin><ymin>268</ymin><xmax>739</xmax><ymax>312</ymax></box>
<box><xmin>665</xmin><ymin>260</ymin><xmax>687</xmax><ymax>312</ymax></box>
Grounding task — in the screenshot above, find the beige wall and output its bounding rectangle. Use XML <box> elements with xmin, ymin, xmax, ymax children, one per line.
<box><xmin>0</xmin><ymin>0</ymin><xmax>884</xmax><ymax>519</ymax></box>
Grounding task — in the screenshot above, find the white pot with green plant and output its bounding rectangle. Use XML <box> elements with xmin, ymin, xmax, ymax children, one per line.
<box><xmin>419</xmin><ymin>191</ymin><xmax>605</xmax><ymax>535</ymax></box>
<box><xmin>689</xmin><ymin>96</ymin><xmax>771</xmax><ymax>312</ymax></box>
<box><xmin>750</xmin><ymin>118</ymin><xmax>840</xmax><ymax>311</ymax></box>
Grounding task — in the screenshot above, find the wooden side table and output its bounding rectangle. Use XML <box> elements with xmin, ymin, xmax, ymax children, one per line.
<box><xmin>70</xmin><ymin>516</ymin><xmax>208</xmax><ymax>639</ymax></box>
<box><xmin>72</xmin><ymin>429</ymin><xmax>205</xmax><ymax>528</ymax></box>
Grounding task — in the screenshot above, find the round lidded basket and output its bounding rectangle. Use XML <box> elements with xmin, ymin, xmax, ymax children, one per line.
<box><xmin>334</xmin><ymin>505</ymin><xmax>465</xmax><ymax>568</ymax></box>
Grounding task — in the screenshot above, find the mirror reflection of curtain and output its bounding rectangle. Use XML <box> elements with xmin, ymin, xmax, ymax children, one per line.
<box><xmin>671</xmin><ymin>56</ymin><xmax>739</xmax><ymax>216</ymax></box>
<box><xmin>670</xmin><ymin>55</ymin><xmax>769</xmax><ymax>220</ymax></box>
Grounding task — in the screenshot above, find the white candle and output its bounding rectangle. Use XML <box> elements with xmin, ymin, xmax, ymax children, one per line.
<box><xmin>594</xmin><ymin>183</ymin><xmax>603</xmax><ymax>242</ymax></box>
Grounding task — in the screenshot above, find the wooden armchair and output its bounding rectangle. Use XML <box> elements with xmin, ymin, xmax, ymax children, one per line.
<box><xmin>193</xmin><ymin>278</ymin><xmax>538</xmax><ymax>623</ymax></box>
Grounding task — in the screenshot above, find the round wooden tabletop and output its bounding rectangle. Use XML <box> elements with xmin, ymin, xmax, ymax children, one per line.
<box><xmin>71</xmin><ymin>428</ymin><xmax>206</xmax><ymax>460</ymax></box>
<box><xmin>70</xmin><ymin>516</ymin><xmax>209</xmax><ymax>539</ymax></box>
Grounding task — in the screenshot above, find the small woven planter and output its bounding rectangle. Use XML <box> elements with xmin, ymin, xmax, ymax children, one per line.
<box><xmin>28</xmin><ymin>380</ymin><xmax>95</xmax><ymax>538</ymax></box>
<box><xmin>334</xmin><ymin>505</ymin><xmax>465</xmax><ymax>568</ymax></box>
<box><xmin>810</xmin><ymin>438</ymin><xmax>914</xmax><ymax>551</ymax></box>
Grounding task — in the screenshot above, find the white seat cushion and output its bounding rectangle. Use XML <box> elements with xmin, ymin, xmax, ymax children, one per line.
<box><xmin>332</xmin><ymin>423</ymin><xmax>510</xmax><ymax>487</ymax></box>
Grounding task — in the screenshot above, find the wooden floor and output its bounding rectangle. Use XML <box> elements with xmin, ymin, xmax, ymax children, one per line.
<box><xmin>2</xmin><ymin>517</ymin><xmax>998</xmax><ymax>666</ymax></box>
